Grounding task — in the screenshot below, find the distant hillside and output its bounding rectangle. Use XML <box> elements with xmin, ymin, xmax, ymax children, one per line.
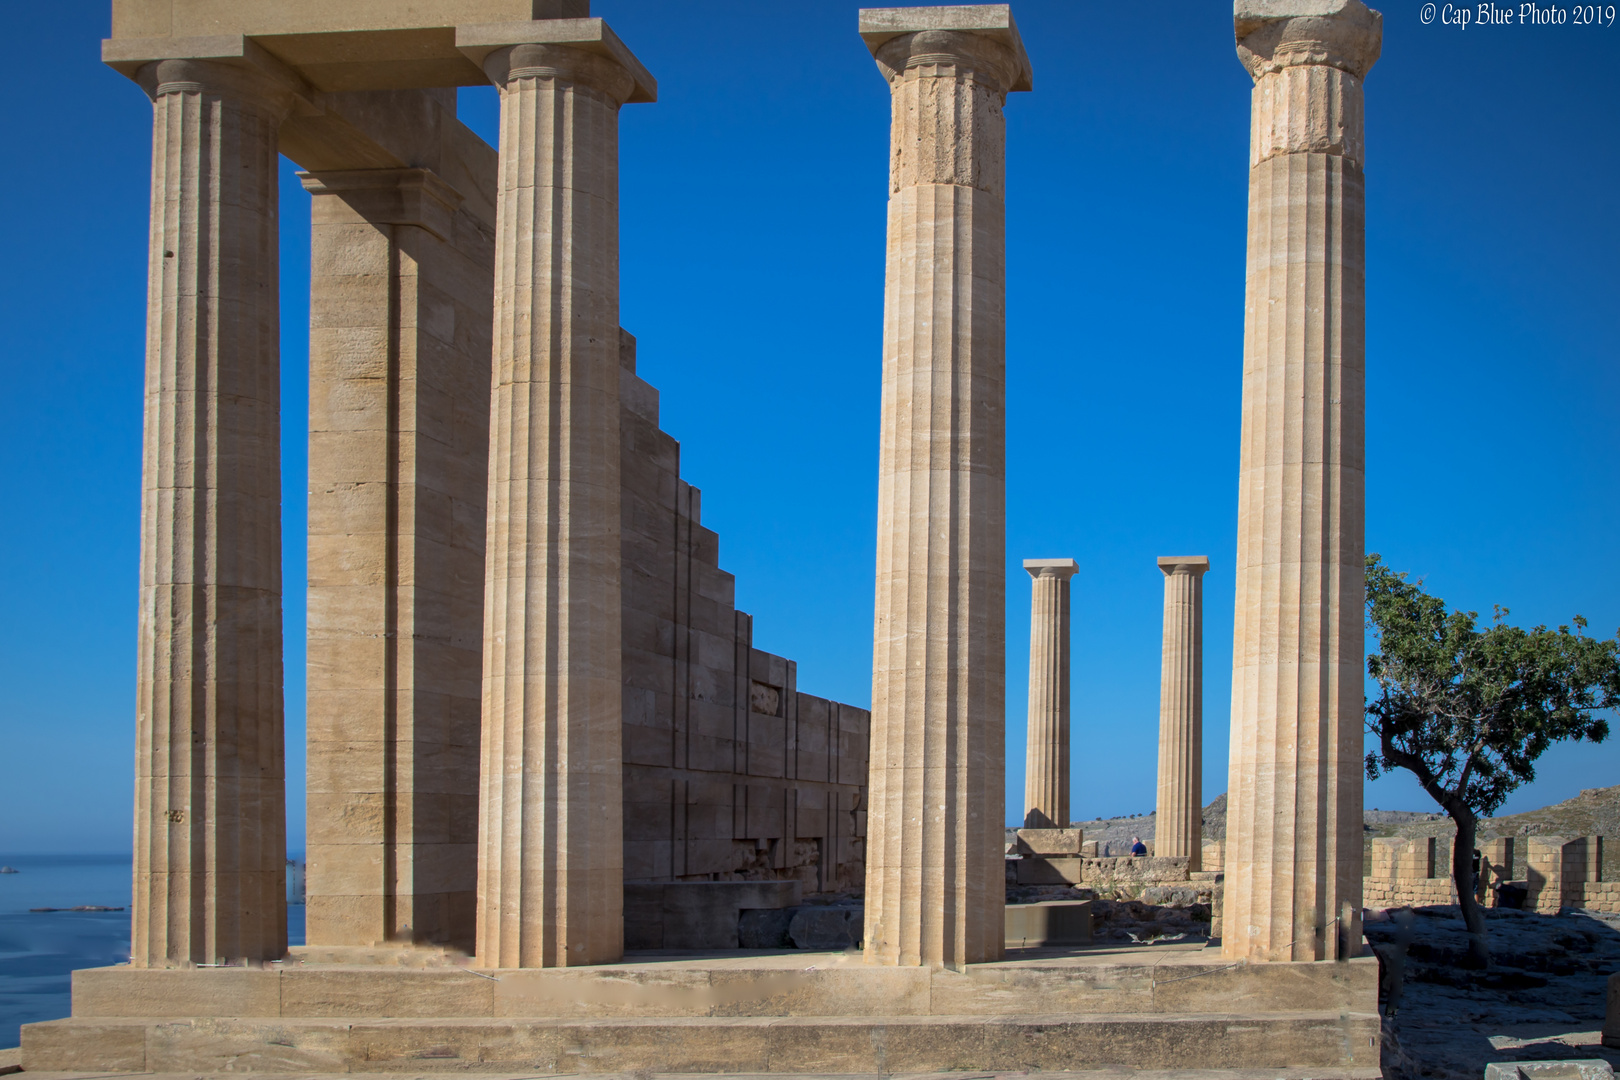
<box><xmin>1370</xmin><ymin>784</ymin><xmax>1620</xmax><ymax>844</ymax></box>
<box><xmin>1030</xmin><ymin>785</ymin><xmax>1620</xmax><ymax>855</ymax></box>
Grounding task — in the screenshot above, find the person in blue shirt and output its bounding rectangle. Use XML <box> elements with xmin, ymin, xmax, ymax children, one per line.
<box><xmin>1130</xmin><ymin>836</ymin><xmax>1148</xmax><ymax>856</ymax></box>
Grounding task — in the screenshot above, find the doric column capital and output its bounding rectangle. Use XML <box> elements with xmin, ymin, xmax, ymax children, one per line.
<box><xmin>124</xmin><ymin>40</ymin><xmax>304</xmax><ymax>122</ymax></box>
<box><xmin>1235</xmin><ymin>1</ymin><xmax>1383</xmax><ymax>81</ymax></box>
<box><xmin>1025</xmin><ymin>558</ymin><xmax>1079</xmax><ymax>582</ymax></box>
<box><xmin>860</xmin><ymin>6</ymin><xmax>1033</xmax><ymax>95</ymax></box>
<box><xmin>1157</xmin><ymin>556</ymin><xmax>1211</xmax><ymax>578</ymax></box>
<box><xmin>457</xmin><ymin>19</ymin><xmax>656</xmax><ymax>104</ymax></box>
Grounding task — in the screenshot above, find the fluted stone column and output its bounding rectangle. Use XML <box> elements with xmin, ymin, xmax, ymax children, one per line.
<box><xmin>1023</xmin><ymin>559</ymin><xmax>1077</xmax><ymax>830</ymax></box>
<box><xmin>1223</xmin><ymin>0</ymin><xmax>1382</xmax><ymax>963</ymax></box>
<box><xmin>302</xmin><ymin>167</ymin><xmax>491</xmax><ymax>954</ymax></box>
<box><xmin>1155</xmin><ymin>556</ymin><xmax>1208</xmax><ymax>869</ymax></box>
<box><xmin>860</xmin><ymin>5</ymin><xmax>1031</xmax><ymax>969</ymax></box>
<box><xmin>129</xmin><ymin>55</ymin><xmax>298</xmax><ymax>966</ymax></box>
<box><xmin>472</xmin><ymin>34</ymin><xmax>651</xmax><ymax>969</ymax></box>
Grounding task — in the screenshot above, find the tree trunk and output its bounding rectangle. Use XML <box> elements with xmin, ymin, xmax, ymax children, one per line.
<box><xmin>1450</xmin><ymin>809</ymin><xmax>1489</xmax><ymax>968</ymax></box>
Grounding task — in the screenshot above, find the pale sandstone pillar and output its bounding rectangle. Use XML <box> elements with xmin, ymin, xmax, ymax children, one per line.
<box><xmin>129</xmin><ymin>54</ymin><xmax>298</xmax><ymax>966</ymax></box>
<box><xmin>1222</xmin><ymin>0</ymin><xmax>1382</xmax><ymax>962</ymax></box>
<box><xmin>860</xmin><ymin>6</ymin><xmax>1032</xmax><ymax>969</ymax></box>
<box><xmin>1155</xmin><ymin>556</ymin><xmax>1208</xmax><ymax>869</ymax></box>
<box><xmin>302</xmin><ymin>165</ymin><xmax>492</xmax><ymax>953</ymax></box>
<box><xmin>1022</xmin><ymin>559</ymin><xmax>1077</xmax><ymax>830</ymax></box>
<box><xmin>469</xmin><ymin>30</ymin><xmax>653</xmax><ymax>969</ymax></box>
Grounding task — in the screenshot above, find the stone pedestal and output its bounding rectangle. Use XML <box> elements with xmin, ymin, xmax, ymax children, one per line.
<box><xmin>1155</xmin><ymin>556</ymin><xmax>1208</xmax><ymax>870</ymax></box>
<box><xmin>301</xmin><ymin>165</ymin><xmax>494</xmax><ymax>953</ymax></box>
<box><xmin>129</xmin><ymin>54</ymin><xmax>298</xmax><ymax>967</ymax></box>
<box><xmin>859</xmin><ymin>5</ymin><xmax>1032</xmax><ymax>970</ymax></box>
<box><xmin>1222</xmin><ymin>0</ymin><xmax>1382</xmax><ymax>963</ymax></box>
<box><xmin>466</xmin><ymin>28</ymin><xmax>653</xmax><ymax>969</ymax></box>
<box><xmin>1022</xmin><ymin>558</ymin><xmax>1077</xmax><ymax>829</ymax></box>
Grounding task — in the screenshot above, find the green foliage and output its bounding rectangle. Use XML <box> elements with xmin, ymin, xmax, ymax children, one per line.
<box><xmin>1364</xmin><ymin>553</ymin><xmax>1620</xmax><ymax>818</ymax></box>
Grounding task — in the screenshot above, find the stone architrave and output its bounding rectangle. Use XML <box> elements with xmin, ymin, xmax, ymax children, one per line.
<box><xmin>1155</xmin><ymin>556</ymin><xmax>1209</xmax><ymax>869</ymax></box>
<box><xmin>458</xmin><ymin>24</ymin><xmax>655</xmax><ymax>969</ymax></box>
<box><xmin>1223</xmin><ymin>0</ymin><xmax>1382</xmax><ymax>963</ymax></box>
<box><xmin>127</xmin><ymin>50</ymin><xmax>300</xmax><ymax>966</ymax></box>
<box><xmin>859</xmin><ymin>4</ymin><xmax>1032</xmax><ymax>969</ymax></box>
<box><xmin>1023</xmin><ymin>559</ymin><xmax>1078</xmax><ymax>830</ymax></box>
<box><xmin>301</xmin><ymin>163</ymin><xmax>493</xmax><ymax>954</ymax></box>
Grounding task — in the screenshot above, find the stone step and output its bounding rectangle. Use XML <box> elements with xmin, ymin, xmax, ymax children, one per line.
<box><xmin>22</xmin><ymin>1011</ymin><xmax>1381</xmax><ymax>1075</ymax></box>
<box><xmin>13</xmin><ymin>1070</ymin><xmax>1386</xmax><ymax>1080</ymax></box>
<box><xmin>62</xmin><ymin>950</ymin><xmax>1376</xmax><ymax>1021</ymax></box>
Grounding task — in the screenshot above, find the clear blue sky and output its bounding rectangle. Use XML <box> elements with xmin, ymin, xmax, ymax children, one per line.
<box><xmin>0</xmin><ymin>2</ymin><xmax>1615</xmax><ymax>853</ymax></box>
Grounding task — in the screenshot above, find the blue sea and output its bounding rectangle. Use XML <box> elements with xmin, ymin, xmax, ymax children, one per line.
<box><xmin>0</xmin><ymin>855</ymin><xmax>305</xmax><ymax>1049</ymax></box>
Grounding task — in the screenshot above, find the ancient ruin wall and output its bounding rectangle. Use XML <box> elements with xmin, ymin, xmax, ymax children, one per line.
<box><xmin>617</xmin><ymin>333</ymin><xmax>869</xmax><ymax>895</ymax></box>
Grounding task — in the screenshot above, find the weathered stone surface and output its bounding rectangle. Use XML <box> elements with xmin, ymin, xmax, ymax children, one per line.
<box><xmin>1016</xmin><ymin>827</ymin><xmax>1083</xmax><ymax>856</ymax></box>
<box><xmin>862</xmin><ymin>3</ymin><xmax>1030</xmax><ymax>971</ymax></box>
<box><xmin>1483</xmin><ymin>1062</ymin><xmax>1614</xmax><ymax>1080</ymax></box>
<box><xmin>1004</xmin><ymin>900</ymin><xmax>1092</xmax><ymax>946</ymax></box>
<box><xmin>737</xmin><ymin>906</ymin><xmax>795</xmax><ymax>949</ymax></box>
<box><xmin>625</xmin><ymin>881</ymin><xmax>800</xmax><ymax>950</ymax></box>
<box><xmin>302</xmin><ymin>156</ymin><xmax>490</xmax><ymax>954</ymax></box>
<box><xmin>1222</xmin><ymin>0</ymin><xmax>1381</xmax><ymax>964</ymax></box>
<box><xmin>1155</xmin><ymin>557</ymin><xmax>1208</xmax><ymax>870</ymax></box>
<box><xmin>789</xmin><ymin>906</ymin><xmax>863</xmax><ymax>950</ymax></box>
<box><xmin>1023</xmin><ymin>559</ymin><xmax>1077</xmax><ymax>830</ymax></box>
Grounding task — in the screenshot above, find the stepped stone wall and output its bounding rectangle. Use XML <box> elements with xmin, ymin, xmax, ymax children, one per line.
<box><xmin>617</xmin><ymin>333</ymin><xmax>869</xmax><ymax>895</ymax></box>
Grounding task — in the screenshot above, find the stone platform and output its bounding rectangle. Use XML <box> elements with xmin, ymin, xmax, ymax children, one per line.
<box><xmin>22</xmin><ymin>944</ymin><xmax>1380</xmax><ymax>1076</ymax></box>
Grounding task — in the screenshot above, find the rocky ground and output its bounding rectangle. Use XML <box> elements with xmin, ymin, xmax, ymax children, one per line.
<box><xmin>1367</xmin><ymin>904</ymin><xmax>1620</xmax><ymax>1080</ymax></box>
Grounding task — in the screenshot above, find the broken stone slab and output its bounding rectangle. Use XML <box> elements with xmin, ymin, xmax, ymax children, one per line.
<box><xmin>625</xmin><ymin>880</ymin><xmax>800</xmax><ymax>950</ymax></box>
<box><xmin>1015</xmin><ymin>828</ymin><xmax>1083</xmax><ymax>856</ymax></box>
<box><xmin>737</xmin><ymin>907</ymin><xmax>795</xmax><ymax>949</ymax></box>
<box><xmin>1483</xmin><ymin>1062</ymin><xmax>1614</xmax><ymax>1080</ymax></box>
<box><xmin>788</xmin><ymin>906</ymin><xmax>863</xmax><ymax>950</ymax></box>
<box><xmin>1005</xmin><ymin>900</ymin><xmax>1092</xmax><ymax>947</ymax></box>
<box><xmin>1140</xmin><ymin>885</ymin><xmax>1202</xmax><ymax>907</ymax></box>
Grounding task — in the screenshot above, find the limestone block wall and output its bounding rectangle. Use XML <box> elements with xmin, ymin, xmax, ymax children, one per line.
<box><xmin>1363</xmin><ymin>834</ymin><xmax>1617</xmax><ymax>913</ymax></box>
<box><xmin>1364</xmin><ymin>837</ymin><xmax>1457</xmax><ymax>908</ymax></box>
<box><xmin>617</xmin><ymin>336</ymin><xmax>869</xmax><ymax>895</ymax></box>
<box><xmin>1526</xmin><ymin>836</ymin><xmax>1606</xmax><ymax>913</ymax></box>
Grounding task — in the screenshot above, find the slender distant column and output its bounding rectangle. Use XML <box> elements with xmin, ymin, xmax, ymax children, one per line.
<box><xmin>860</xmin><ymin>5</ymin><xmax>1032</xmax><ymax>970</ymax></box>
<box><xmin>1223</xmin><ymin>0</ymin><xmax>1382</xmax><ymax>963</ymax></box>
<box><xmin>127</xmin><ymin>55</ymin><xmax>298</xmax><ymax>966</ymax></box>
<box><xmin>1155</xmin><ymin>557</ymin><xmax>1208</xmax><ymax>868</ymax></box>
<box><xmin>1023</xmin><ymin>559</ymin><xmax>1077</xmax><ymax>830</ymax></box>
<box><xmin>468</xmin><ymin>29</ymin><xmax>653</xmax><ymax>969</ymax></box>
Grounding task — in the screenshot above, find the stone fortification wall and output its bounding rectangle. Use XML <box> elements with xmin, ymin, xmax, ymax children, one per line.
<box><xmin>1363</xmin><ymin>834</ymin><xmax>1618</xmax><ymax>914</ymax></box>
<box><xmin>617</xmin><ymin>334</ymin><xmax>869</xmax><ymax>895</ymax></box>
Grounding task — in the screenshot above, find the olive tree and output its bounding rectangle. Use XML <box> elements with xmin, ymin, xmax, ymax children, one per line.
<box><xmin>1364</xmin><ymin>553</ymin><xmax>1620</xmax><ymax>966</ymax></box>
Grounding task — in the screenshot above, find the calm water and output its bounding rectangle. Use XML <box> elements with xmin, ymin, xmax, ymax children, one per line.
<box><xmin>0</xmin><ymin>855</ymin><xmax>305</xmax><ymax>1049</ymax></box>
